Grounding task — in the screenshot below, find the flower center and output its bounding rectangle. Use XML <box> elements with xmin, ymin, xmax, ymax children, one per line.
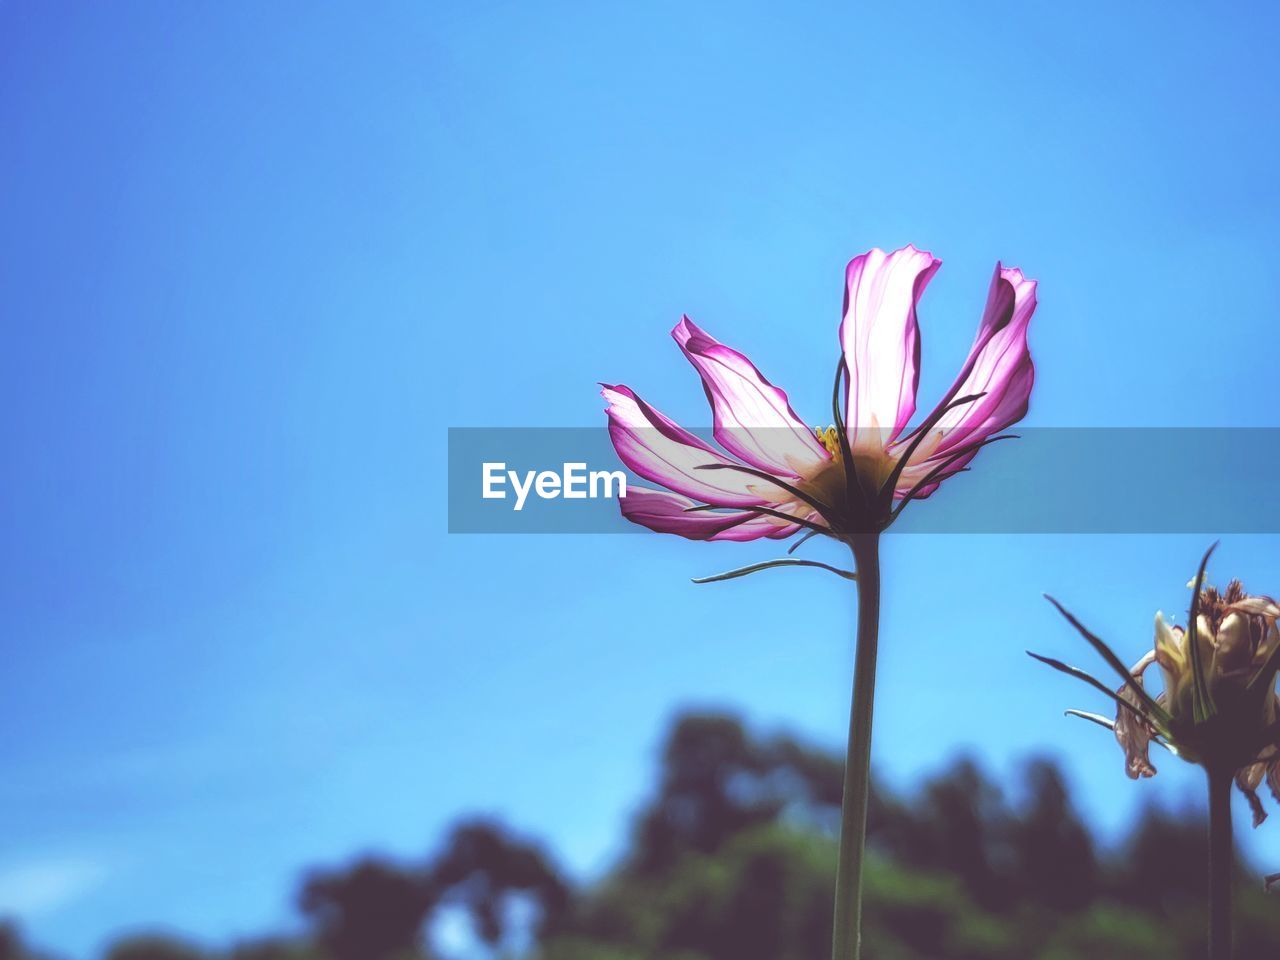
<box><xmin>814</xmin><ymin>425</ymin><xmax>843</xmax><ymax>459</ymax></box>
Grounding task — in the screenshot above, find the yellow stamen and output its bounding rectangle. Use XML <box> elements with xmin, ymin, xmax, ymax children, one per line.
<box><xmin>815</xmin><ymin>425</ymin><xmax>843</xmax><ymax>458</ymax></box>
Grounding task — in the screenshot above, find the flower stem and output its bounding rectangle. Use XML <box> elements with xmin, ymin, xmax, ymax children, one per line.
<box><xmin>832</xmin><ymin>532</ymin><xmax>881</xmax><ymax>960</ymax></box>
<box><xmin>1207</xmin><ymin>766</ymin><xmax>1234</xmax><ymax>960</ymax></box>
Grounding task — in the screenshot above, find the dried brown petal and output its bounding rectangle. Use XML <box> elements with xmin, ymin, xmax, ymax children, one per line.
<box><xmin>1267</xmin><ymin>757</ymin><xmax>1280</xmax><ymax>808</ymax></box>
<box><xmin>1238</xmin><ymin>763</ymin><xmax>1269</xmax><ymax>827</ymax></box>
<box><xmin>1214</xmin><ymin>612</ymin><xmax>1254</xmax><ymax>677</ymax></box>
<box><xmin>1224</xmin><ymin>595</ymin><xmax>1280</xmax><ymax>620</ymax></box>
<box><xmin>1115</xmin><ymin>653</ymin><xmax>1158</xmax><ymax>779</ymax></box>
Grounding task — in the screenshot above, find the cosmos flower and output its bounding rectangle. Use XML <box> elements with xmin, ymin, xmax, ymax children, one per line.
<box><xmin>601</xmin><ymin>244</ymin><xmax>1039</xmax><ymax>960</ymax></box>
<box><xmin>601</xmin><ymin>245</ymin><xmax>1037</xmax><ymax>543</ymax></box>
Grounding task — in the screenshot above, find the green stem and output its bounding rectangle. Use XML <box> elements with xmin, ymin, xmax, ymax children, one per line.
<box><xmin>831</xmin><ymin>532</ymin><xmax>881</xmax><ymax>960</ymax></box>
<box><xmin>1208</xmin><ymin>767</ymin><xmax>1234</xmax><ymax>960</ymax></box>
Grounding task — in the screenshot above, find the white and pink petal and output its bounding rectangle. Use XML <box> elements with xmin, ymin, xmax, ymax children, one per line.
<box><xmin>618</xmin><ymin>486</ymin><xmax>801</xmax><ymax>542</ymax></box>
<box><xmin>840</xmin><ymin>245</ymin><xmax>941</xmax><ymax>449</ymax></box>
<box><xmin>602</xmin><ymin>384</ymin><xmax>765</xmax><ymax>508</ymax></box>
<box><xmin>673</xmin><ymin>317</ymin><xmax>828</xmax><ymax>476</ymax></box>
<box><xmin>922</xmin><ymin>264</ymin><xmax>1036</xmax><ymax>450</ymax></box>
<box><xmin>889</xmin><ymin>263</ymin><xmax>1037</xmax><ymax>497</ymax></box>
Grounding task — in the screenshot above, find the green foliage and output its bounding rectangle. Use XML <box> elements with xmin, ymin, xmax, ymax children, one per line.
<box><xmin>225</xmin><ymin>939</ymin><xmax>326</xmax><ymax>960</ymax></box>
<box><xmin>103</xmin><ymin>935</ymin><xmax>208</xmax><ymax>960</ymax></box>
<box><xmin>537</xmin><ymin>940</ymin><xmax>649</xmax><ymax>960</ymax></box>
<box><xmin>10</xmin><ymin>709</ymin><xmax>1280</xmax><ymax>960</ymax></box>
<box><xmin>299</xmin><ymin>857</ymin><xmax>439</xmax><ymax>960</ymax></box>
<box><xmin>429</xmin><ymin>820</ymin><xmax>570</xmax><ymax>944</ymax></box>
<box><xmin>1035</xmin><ymin>903</ymin><xmax>1179</xmax><ymax>959</ymax></box>
<box><xmin>542</xmin><ymin>712</ymin><xmax>1280</xmax><ymax>960</ymax></box>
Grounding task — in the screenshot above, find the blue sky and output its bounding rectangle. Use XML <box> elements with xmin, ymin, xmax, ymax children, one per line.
<box><xmin>2</xmin><ymin>1</ymin><xmax>1280</xmax><ymax>956</ymax></box>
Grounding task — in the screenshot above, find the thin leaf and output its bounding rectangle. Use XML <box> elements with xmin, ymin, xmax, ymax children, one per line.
<box><xmin>694</xmin><ymin>464</ymin><xmax>834</xmax><ymax>522</ymax></box>
<box><xmin>787</xmin><ymin>530</ymin><xmax>820</xmax><ymax>555</ymax></box>
<box><xmin>1027</xmin><ymin>651</ymin><xmax>1160</xmax><ymax>728</ymax></box>
<box><xmin>1044</xmin><ymin>595</ymin><xmax>1174</xmax><ymax>727</ymax></box>
<box><xmin>1188</xmin><ymin>542</ymin><xmax>1220</xmax><ymax>722</ymax></box>
<box><xmin>888</xmin><ymin>433</ymin><xmax>1019</xmax><ymax>521</ymax></box>
<box><xmin>830</xmin><ymin>355</ymin><xmax>873</xmax><ymax>509</ymax></box>
<box><xmin>879</xmin><ymin>391</ymin><xmax>988</xmax><ymax>500</ymax></box>
<box><xmin>1064</xmin><ymin>709</ymin><xmax>1176</xmax><ymax>753</ymax></box>
<box><xmin>1065</xmin><ymin>709</ymin><xmax>1116</xmax><ymax>731</ymax></box>
<box><xmin>692</xmin><ymin>558</ymin><xmax>857</xmax><ymax>584</ymax></box>
<box><xmin>830</xmin><ymin>357</ymin><xmax>849</xmax><ymax>442</ymax></box>
<box><xmin>682</xmin><ymin>503</ymin><xmax>830</xmax><ymax>536</ymax></box>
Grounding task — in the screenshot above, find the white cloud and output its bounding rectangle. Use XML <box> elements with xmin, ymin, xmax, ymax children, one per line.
<box><xmin>0</xmin><ymin>858</ymin><xmax>109</xmax><ymax>917</ymax></box>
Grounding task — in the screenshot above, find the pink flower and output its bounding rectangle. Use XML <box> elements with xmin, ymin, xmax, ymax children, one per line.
<box><xmin>602</xmin><ymin>245</ymin><xmax>1038</xmax><ymax>541</ymax></box>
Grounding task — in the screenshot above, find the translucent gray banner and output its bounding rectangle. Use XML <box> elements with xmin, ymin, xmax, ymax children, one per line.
<box><xmin>447</xmin><ymin>428</ymin><xmax>1280</xmax><ymax>534</ymax></box>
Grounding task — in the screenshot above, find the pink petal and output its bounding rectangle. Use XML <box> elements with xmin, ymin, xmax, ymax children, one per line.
<box><xmin>893</xmin><ymin>264</ymin><xmax>1037</xmax><ymax>498</ymax></box>
<box><xmin>602</xmin><ymin>384</ymin><xmax>765</xmax><ymax>508</ymax></box>
<box><xmin>673</xmin><ymin>317</ymin><xmax>828</xmax><ymax>475</ymax></box>
<box><xmin>840</xmin><ymin>246</ymin><xmax>942</xmax><ymax>449</ymax></box>
<box><xmin>618</xmin><ymin>486</ymin><xmax>801</xmax><ymax>541</ymax></box>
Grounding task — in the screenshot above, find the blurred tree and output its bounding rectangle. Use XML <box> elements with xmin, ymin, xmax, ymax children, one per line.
<box><xmin>0</xmin><ymin>923</ymin><xmax>41</xmax><ymax>960</ymax></box>
<box><xmin>1012</xmin><ymin>758</ymin><xmax>1098</xmax><ymax>911</ymax></box>
<box><xmin>1117</xmin><ymin>804</ymin><xmax>1209</xmax><ymax>913</ymax></box>
<box><xmin>865</xmin><ymin>779</ymin><xmax>923</xmax><ymax>866</ymax></box>
<box><xmin>14</xmin><ymin>710</ymin><xmax>1280</xmax><ymax>960</ymax></box>
<box><xmin>901</xmin><ymin>758</ymin><xmax>1014</xmax><ymax>911</ymax></box>
<box><xmin>299</xmin><ymin>858</ymin><xmax>435</xmax><ymax>960</ymax></box>
<box><xmin>226</xmin><ymin>939</ymin><xmax>324</xmax><ymax>960</ymax></box>
<box><xmin>0</xmin><ymin>924</ymin><xmax>22</xmax><ymax>960</ymax></box>
<box><xmin>103</xmin><ymin>935</ymin><xmax>207</xmax><ymax>960</ymax></box>
<box><xmin>1034</xmin><ymin>902</ymin><xmax>1177</xmax><ymax>960</ymax></box>
<box><xmin>630</xmin><ymin>714</ymin><xmax>769</xmax><ymax>875</ymax></box>
<box><xmin>545</xmin><ymin>826</ymin><xmax>824</xmax><ymax>959</ymax></box>
<box><xmin>537</xmin><ymin>942</ymin><xmax>649</xmax><ymax>960</ymax></box>
<box><xmin>430</xmin><ymin>820</ymin><xmax>569</xmax><ymax>946</ymax></box>
<box><xmin>629</xmin><ymin>713</ymin><xmax>848</xmax><ymax>877</ymax></box>
<box><xmin>861</xmin><ymin>855</ymin><xmax>980</xmax><ymax>959</ymax></box>
<box><xmin>620</xmin><ymin>825</ymin><xmax>833</xmax><ymax>960</ymax></box>
<box><xmin>1230</xmin><ymin>874</ymin><xmax>1280</xmax><ymax>960</ymax></box>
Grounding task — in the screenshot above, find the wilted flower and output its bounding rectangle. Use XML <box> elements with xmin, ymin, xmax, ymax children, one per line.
<box><xmin>1036</xmin><ymin>549</ymin><xmax>1280</xmax><ymax>825</ymax></box>
<box><xmin>1034</xmin><ymin>546</ymin><xmax>1280</xmax><ymax>956</ymax></box>
<box><xmin>602</xmin><ymin>245</ymin><xmax>1036</xmax><ymax>546</ymax></box>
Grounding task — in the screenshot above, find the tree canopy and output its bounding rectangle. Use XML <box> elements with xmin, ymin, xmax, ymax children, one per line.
<box><xmin>6</xmin><ymin>710</ymin><xmax>1279</xmax><ymax>959</ymax></box>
